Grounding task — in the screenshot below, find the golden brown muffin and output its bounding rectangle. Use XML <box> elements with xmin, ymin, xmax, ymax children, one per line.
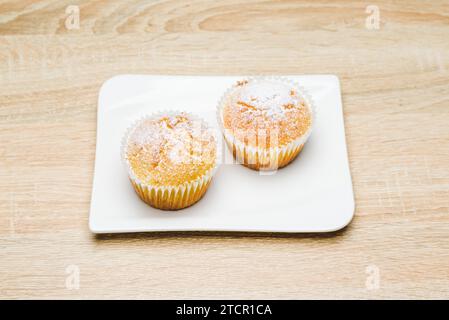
<box><xmin>217</xmin><ymin>78</ymin><xmax>313</xmax><ymax>170</ymax></box>
<box><xmin>123</xmin><ymin>112</ymin><xmax>217</xmax><ymax>210</ymax></box>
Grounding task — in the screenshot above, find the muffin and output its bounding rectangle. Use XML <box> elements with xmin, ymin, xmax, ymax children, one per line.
<box><xmin>122</xmin><ymin>112</ymin><xmax>218</xmax><ymax>210</ymax></box>
<box><xmin>217</xmin><ymin>77</ymin><xmax>314</xmax><ymax>170</ymax></box>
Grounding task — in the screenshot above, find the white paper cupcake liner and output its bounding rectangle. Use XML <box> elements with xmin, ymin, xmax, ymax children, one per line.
<box><xmin>121</xmin><ymin>110</ymin><xmax>219</xmax><ymax>210</ymax></box>
<box><xmin>216</xmin><ymin>76</ymin><xmax>316</xmax><ymax>170</ymax></box>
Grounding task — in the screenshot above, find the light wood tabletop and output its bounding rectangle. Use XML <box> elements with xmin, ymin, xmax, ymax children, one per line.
<box><xmin>1</xmin><ymin>0</ymin><xmax>448</xmax><ymax>299</ymax></box>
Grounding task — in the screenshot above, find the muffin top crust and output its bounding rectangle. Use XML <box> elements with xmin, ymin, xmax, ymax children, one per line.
<box><xmin>125</xmin><ymin>113</ymin><xmax>216</xmax><ymax>186</ymax></box>
<box><xmin>221</xmin><ymin>79</ymin><xmax>312</xmax><ymax>148</ymax></box>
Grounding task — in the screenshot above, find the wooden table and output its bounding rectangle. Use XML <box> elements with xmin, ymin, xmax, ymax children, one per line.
<box><xmin>1</xmin><ymin>0</ymin><xmax>448</xmax><ymax>299</ymax></box>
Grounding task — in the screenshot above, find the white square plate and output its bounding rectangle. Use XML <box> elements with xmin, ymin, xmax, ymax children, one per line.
<box><xmin>89</xmin><ymin>75</ymin><xmax>354</xmax><ymax>233</ymax></box>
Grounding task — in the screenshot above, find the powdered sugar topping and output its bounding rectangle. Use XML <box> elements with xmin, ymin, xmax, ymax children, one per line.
<box><xmin>125</xmin><ymin>113</ymin><xmax>216</xmax><ymax>186</ymax></box>
<box><xmin>236</xmin><ymin>80</ymin><xmax>301</xmax><ymax>120</ymax></box>
<box><xmin>222</xmin><ymin>79</ymin><xmax>312</xmax><ymax>147</ymax></box>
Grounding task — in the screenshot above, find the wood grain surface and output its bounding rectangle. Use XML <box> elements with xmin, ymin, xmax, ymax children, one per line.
<box><xmin>1</xmin><ymin>0</ymin><xmax>449</xmax><ymax>299</ymax></box>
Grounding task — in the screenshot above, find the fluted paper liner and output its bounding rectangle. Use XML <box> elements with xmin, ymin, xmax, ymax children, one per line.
<box><xmin>217</xmin><ymin>76</ymin><xmax>316</xmax><ymax>171</ymax></box>
<box><xmin>121</xmin><ymin>111</ymin><xmax>219</xmax><ymax>210</ymax></box>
